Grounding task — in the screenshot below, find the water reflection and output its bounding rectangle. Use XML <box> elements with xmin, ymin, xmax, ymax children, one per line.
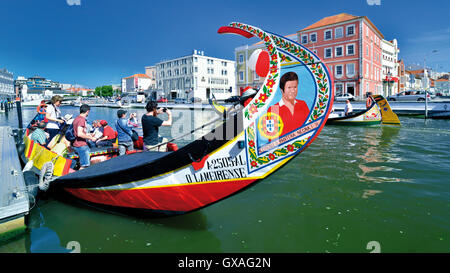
<box><xmin>355</xmin><ymin>126</ymin><xmax>404</xmax><ymax>184</ymax></box>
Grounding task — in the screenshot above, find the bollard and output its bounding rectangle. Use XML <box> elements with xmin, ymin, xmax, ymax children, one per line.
<box><xmin>16</xmin><ymin>100</ymin><xmax>23</xmax><ymax>129</ymax></box>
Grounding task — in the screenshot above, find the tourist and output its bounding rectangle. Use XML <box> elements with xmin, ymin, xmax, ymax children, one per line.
<box><xmin>72</xmin><ymin>104</ymin><xmax>97</xmax><ymax>170</ymax></box>
<box><xmin>345</xmin><ymin>99</ymin><xmax>353</xmax><ymax>116</ymax></box>
<box><xmin>30</xmin><ymin>121</ymin><xmax>48</xmax><ymax>145</ymax></box>
<box><xmin>95</xmin><ymin>120</ymin><xmax>117</xmax><ymax>147</ymax></box>
<box><xmin>115</xmin><ymin>109</ymin><xmax>136</xmax><ymax>155</ymax></box>
<box><xmin>36</xmin><ymin>100</ymin><xmax>47</xmax><ymax>122</ymax></box>
<box><xmin>142</xmin><ymin>101</ymin><xmax>172</xmax><ymax>152</ymax></box>
<box><xmin>45</xmin><ymin>95</ymin><xmax>65</xmax><ymax>144</ymax></box>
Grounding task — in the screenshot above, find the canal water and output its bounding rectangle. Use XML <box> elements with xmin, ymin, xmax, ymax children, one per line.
<box><xmin>0</xmin><ymin>105</ymin><xmax>449</xmax><ymax>253</ymax></box>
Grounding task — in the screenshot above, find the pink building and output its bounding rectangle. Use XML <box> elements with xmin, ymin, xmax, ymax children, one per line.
<box><xmin>298</xmin><ymin>13</ymin><xmax>384</xmax><ymax>99</ymax></box>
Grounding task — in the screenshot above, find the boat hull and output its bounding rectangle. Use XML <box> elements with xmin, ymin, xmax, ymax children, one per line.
<box><xmin>326</xmin><ymin>103</ymin><xmax>382</xmax><ymax>126</ymax></box>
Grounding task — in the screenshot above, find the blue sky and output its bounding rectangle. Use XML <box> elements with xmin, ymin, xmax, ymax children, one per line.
<box><xmin>0</xmin><ymin>0</ymin><xmax>449</xmax><ymax>88</ymax></box>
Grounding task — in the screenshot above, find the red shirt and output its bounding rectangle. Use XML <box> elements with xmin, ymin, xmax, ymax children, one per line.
<box><xmin>102</xmin><ymin>125</ymin><xmax>116</xmax><ymax>140</ymax></box>
<box><xmin>267</xmin><ymin>99</ymin><xmax>310</xmax><ymax>136</ymax></box>
<box><xmin>72</xmin><ymin>115</ymin><xmax>87</xmax><ymax>147</ymax></box>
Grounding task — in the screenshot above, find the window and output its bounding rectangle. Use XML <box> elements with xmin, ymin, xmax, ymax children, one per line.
<box><xmin>310</xmin><ymin>33</ymin><xmax>317</xmax><ymax>43</ymax></box>
<box><xmin>222</xmin><ymin>70</ymin><xmax>228</xmax><ymax>76</ymax></box>
<box><xmin>346</xmin><ymin>25</ymin><xmax>355</xmax><ymax>36</ymax></box>
<box><xmin>239</xmin><ymin>71</ymin><xmax>244</xmax><ymax>82</ymax></box>
<box><xmin>324</xmin><ymin>48</ymin><xmax>332</xmax><ymax>58</ymax></box>
<box><xmin>366</xmin><ymin>63</ymin><xmax>369</xmax><ymax>77</ymax></box>
<box><xmin>254</xmin><ymin>71</ymin><xmax>260</xmax><ymax>81</ymax></box>
<box><xmin>335</xmin><ymin>46</ymin><xmax>343</xmax><ymax>57</ymax></box>
<box><xmin>239</xmin><ymin>54</ymin><xmax>244</xmax><ymax>63</ymax></box>
<box><xmin>346</xmin><ymin>63</ymin><xmax>355</xmax><ymax>77</ymax></box>
<box><xmin>336</xmin><ymin>83</ymin><xmax>343</xmax><ymax>95</ymax></box>
<box><xmin>335</xmin><ymin>65</ymin><xmax>343</xmax><ymax>78</ymax></box>
<box><xmin>194</xmin><ymin>67</ymin><xmax>198</xmax><ymax>73</ymax></box>
<box><xmin>207</xmin><ymin>59</ymin><xmax>214</xmax><ymax>65</ymax></box>
<box><xmin>301</xmin><ymin>34</ymin><xmax>308</xmax><ymax>44</ymax></box>
<box><xmin>194</xmin><ymin>57</ymin><xmax>198</xmax><ymax>62</ymax></box>
<box><xmin>222</xmin><ymin>61</ymin><xmax>227</xmax><ymax>67</ymax></box>
<box><xmin>346</xmin><ymin>44</ymin><xmax>355</xmax><ymax>55</ymax></box>
<box><xmin>335</xmin><ymin>27</ymin><xmax>343</xmax><ymax>39</ymax></box>
<box><xmin>324</xmin><ymin>29</ymin><xmax>332</xmax><ymax>40</ymax></box>
<box><xmin>366</xmin><ymin>45</ymin><xmax>369</xmax><ymax>57</ymax></box>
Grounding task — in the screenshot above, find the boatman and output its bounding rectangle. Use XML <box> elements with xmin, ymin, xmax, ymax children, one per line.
<box><xmin>345</xmin><ymin>100</ymin><xmax>353</xmax><ymax>116</ymax></box>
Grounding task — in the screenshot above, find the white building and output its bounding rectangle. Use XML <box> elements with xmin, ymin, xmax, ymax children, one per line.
<box><xmin>121</xmin><ymin>74</ymin><xmax>152</xmax><ymax>94</ymax></box>
<box><xmin>381</xmin><ymin>39</ymin><xmax>400</xmax><ymax>97</ymax></box>
<box><xmin>0</xmin><ymin>68</ymin><xmax>15</xmax><ymax>99</ymax></box>
<box><xmin>154</xmin><ymin>50</ymin><xmax>236</xmax><ymax>101</ymax></box>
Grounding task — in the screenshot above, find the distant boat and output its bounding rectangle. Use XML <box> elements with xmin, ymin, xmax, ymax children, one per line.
<box><xmin>327</xmin><ymin>95</ymin><xmax>400</xmax><ymax>126</ymax></box>
<box><xmin>428</xmin><ymin>111</ymin><xmax>450</xmax><ymax>119</ymax></box>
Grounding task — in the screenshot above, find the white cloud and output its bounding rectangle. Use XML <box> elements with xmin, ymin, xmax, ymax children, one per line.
<box><xmin>66</xmin><ymin>0</ymin><xmax>81</xmax><ymax>6</ymax></box>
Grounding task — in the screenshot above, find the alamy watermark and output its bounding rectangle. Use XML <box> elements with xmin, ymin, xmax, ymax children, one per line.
<box><xmin>366</xmin><ymin>0</ymin><xmax>381</xmax><ymax>5</ymax></box>
<box><xmin>66</xmin><ymin>0</ymin><xmax>81</xmax><ymax>6</ymax></box>
<box><xmin>366</xmin><ymin>241</ymin><xmax>381</xmax><ymax>253</ymax></box>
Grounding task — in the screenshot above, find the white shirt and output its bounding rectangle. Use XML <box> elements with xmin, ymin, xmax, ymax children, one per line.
<box><xmin>46</xmin><ymin>104</ymin><xmax>61</xmax><ymax>129</ymax></box>
<box><xmin>344</xmin><ymin>102</ymin><xmax>353</xmax><ymax>115</ymax></box>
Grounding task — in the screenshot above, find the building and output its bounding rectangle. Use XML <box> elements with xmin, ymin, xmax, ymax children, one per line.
<box><xmin>297</xmin><ymin>13</ymin><xmax>384</xmax><ymax>99</ymax></box>
<box><xmin>235</xmin><ymin>34</ymin><xmax>298</xmax><ymax>95</ymax></box>
<box><xmin>144</xmin><ymin>66</ymin><xmax>157</xmax><ymax>90</ymax></box>
<box><xmin>154</xmin><ymin>50</ymin><xmax>236</xmax><ymax>101</ymax></box>
<box><xmin>0</xmin><ymin>68</ymin><xmax>14</xmax><ymax>100</ymax></box>
<box><xmin>435</xmin><ymin>78</ymin><xmax>450</xmax><ymax>95</ymax></box>
<box><xmin>121</xmin><ymin>74</ymin><xmax>152</xmax><ymax>94</ymax></box>
<box><xmin>381</xmin><ymin>39</ymin><xmax>400</xmax><ymax>97</ymax></box>
<box><xmin>398</xmin><ymin>59</ymin><xmax>407</xmax><ymax>92</ymax></box>
<box><xmin>15</xmin><ymin>75</ymin><xmax>62</xmax><ymax>101</ymax></box>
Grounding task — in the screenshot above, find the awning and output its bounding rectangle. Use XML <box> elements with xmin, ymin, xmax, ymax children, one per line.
<box><xmin>383</xmin><ymin>76</ymin><xmax>398</xmax><ymax>82</ymax></box>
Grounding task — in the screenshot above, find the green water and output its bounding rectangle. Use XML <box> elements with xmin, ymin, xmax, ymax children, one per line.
<box><xmin>0</xmin><ymin>106</ymin><xmax>449</xmax><ymax>253</ymax></box>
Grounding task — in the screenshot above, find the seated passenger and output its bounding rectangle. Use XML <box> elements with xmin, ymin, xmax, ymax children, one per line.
<box><xmin>142</xmin><ymin>101</ymin><xmax>172</xmax><ymax>152</ymax></box>
<box><xmin>30</xmin><ymin>121</ymin><xmax>49</xmax><ymax>145</ymax></box>
<box><xmin>47</xmin><ymin>122</ymin><xmax>72</xmax><ymax>157</ymax></box>
<box><xmin>95</xmin><ymin>120</ymin><xmax>116</xmax><ymax>147</ymax></box>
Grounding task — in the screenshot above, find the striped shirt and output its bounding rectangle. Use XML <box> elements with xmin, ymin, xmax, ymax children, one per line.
<box><xmin>30</xmin><ymin>128</ymin><xmax>47</xmax><ymax>145</ymax></box>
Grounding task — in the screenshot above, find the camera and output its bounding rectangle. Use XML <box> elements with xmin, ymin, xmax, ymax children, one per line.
<box><xmin>163</xmin><ymin>107</ymin><xmax>167</xmax><ymax>113</ymax></box>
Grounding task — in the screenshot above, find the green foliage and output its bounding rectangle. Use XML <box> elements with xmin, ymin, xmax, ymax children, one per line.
<box><xmin>94</xmin><ymin>85</ymin><xmax>114</xmax><ymax>97</ymax></box>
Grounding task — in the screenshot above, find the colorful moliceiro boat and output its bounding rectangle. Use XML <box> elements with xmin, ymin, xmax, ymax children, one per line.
<box><xmin>20</xmin><ymin>22</ymin><xmax>334</xmax><ymax>216</ymax></box>
<box><xmin>326</xmin><ymin>95</ymin><xmax>400</xmax><ymax>126</ymax></box>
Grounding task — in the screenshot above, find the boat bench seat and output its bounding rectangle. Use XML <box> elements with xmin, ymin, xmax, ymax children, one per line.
<box><xmin>67</xmin><ymin>146</ymin><xmax>119</xmax><ymax>159</ymax></box>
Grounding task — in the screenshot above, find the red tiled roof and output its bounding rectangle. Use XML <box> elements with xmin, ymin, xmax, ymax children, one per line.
<box><xmin>300</xmin><ymin>13</ymin><xmax>384</xmax><ymax>38</ymax></box>
<box><xmin>124</xmin><ymin>74</ymin><xmax>150</xmax><ymax>79</ymax></box>
<box><xmin>406</xmin><ymin>69</ymin><xmax>425</xmax><ymax>75</ymax></box>
<box><xmin>302</xmin><ymin>13</ymin><xmax>358</xmax><ymax>31</ymax></box>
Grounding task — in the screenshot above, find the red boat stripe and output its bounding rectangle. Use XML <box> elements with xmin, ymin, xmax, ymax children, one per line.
<box><xmin>64</xmin><ymin>179</ymin><xmax>257</xmax><ymax>212</ymax></box>
<box><xmin>62</xmin><ymin>158</ymin><xmax>72</xmax><ymax>175</ymax></box>
<box><xmin>27</xmin><ymin>140</ymin><xmax>34</xmax><ymax>158</ymax></box>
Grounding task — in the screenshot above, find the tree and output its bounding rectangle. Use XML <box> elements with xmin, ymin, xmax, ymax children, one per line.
<box><xmin>94</xmin><ymin>85</ymin><xmax>114</xmax><ymax>97</ymax></box>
